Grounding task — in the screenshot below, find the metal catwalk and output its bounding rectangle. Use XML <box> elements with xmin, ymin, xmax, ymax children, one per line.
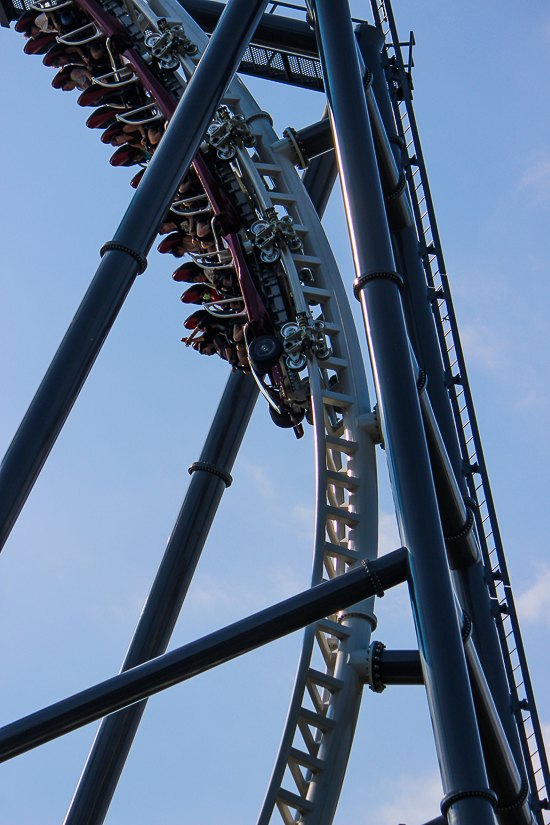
<box><xmin>0</xmin><ymin>1</ymin><xmax>548</xmax><ymax>823</ymax></box>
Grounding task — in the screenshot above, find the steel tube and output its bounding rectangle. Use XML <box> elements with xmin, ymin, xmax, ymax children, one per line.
<box><xmin>419</xmin><ymin>388</ymin><xmax>478</xmax><ymax>567</ymax></box>
<box><xmin>379</xmin><ymin>649</ymin><xmax>423</xmax><ymax>686</ymax></box>
<box><xmin>465</xmin><ymin>640</ymin><xmax>534</xmax><ymax>824</ymax></box>
<box><xmin>178</xmin><ymin>0</ymin><xmax>318</xmax><ymax>58</ymax></box>
<box><xmin>0</xmin><ymin>0</ymin><xmax>270</xmax><ymax>552</ymax></box>
<box><xmin>311</xmin><ymin>1</ymin><xmax>495</xmax><ymax>822</ymax></box>
<box><xmin>364</xmin><ymin>85</ymin><xmax>412</xmax><ymax>229</ymax></box>
<box><xmin>0</xmin><ymin>548</ymin><xmax>408</xmax><ymax>763</ymax></box>
<box><xmin>360</xmin><ymin>21</ymin><xmax>527</xmax><ymax>782</ymax></box>
<box><xmin>273</xmin><ymin>91</ymin><xmax>411</xmax><ymax>224</ymax></box>
<box><xmin>63</xmin><ymin>371</ymin><xmax>257</xmax><ymax>825</ymax></box>
<box><xmin>355</xmin><ymin>22</ymin><xmax>466</xmax><ymax>485</ymax></box>
<box><xmin>417</xmin><ymin>360</ymin><xmax>528</xmax><ymax>794</ymax></box>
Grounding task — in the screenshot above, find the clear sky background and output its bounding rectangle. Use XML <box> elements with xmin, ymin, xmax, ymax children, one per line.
<box><xmin>1</xmin><ymin>2</ymin><xmax>549</xmax><ymax>824</ymax></box>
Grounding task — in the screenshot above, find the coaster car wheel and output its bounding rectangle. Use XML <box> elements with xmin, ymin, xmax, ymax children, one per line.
<box><xmin>269</xmin><ymin>405</ymin><xmax>304</xmax><ymax>429</ymax></box>
<box><xmin>247</xmin><ymin>334</ymin><xmax>282</xmax><ymax>374</ymax></box>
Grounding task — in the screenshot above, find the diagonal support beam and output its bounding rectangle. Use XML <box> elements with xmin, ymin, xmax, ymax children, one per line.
<box><xmin>63</xmin><ymin>371</ymin><xmax>257</xmax><ymax>825</ymax></box>
<box><xmin>0</xmin><ymin>0</ymin><xmax>270</xmax><ymax>552</ymax></box>
<box><xmin>0</xmin><ymin>548</ymin><xmax>408</xmax><ymax>763</ymax></box>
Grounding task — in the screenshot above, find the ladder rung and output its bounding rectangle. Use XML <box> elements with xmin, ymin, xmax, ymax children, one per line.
<box><xmin>302</xmin><ymin>286</ymin><xmax>333</xmax><ymax>302</ymax></box>
<box><xmin>292</xmin><ymin>254</ymin><xmax>322</xmax><ymax>267</ymax></box>
<box><xmin>319</xmin><ymin>355</ymin><xmax>348</xmax><ymax>371</ymax></box>
<box><xmin>253</xmin><ymin>162</ymin><xmax>282</xmax><ymax>174</ymax></box>
<box><xmin>270</xmin><ymin>191</ymin><xmax>296</xmax><ymax>205</ymax></box>
<box><xmin>326</xmin><ymin>470</ymin><xmax>359</xmax><ymax>490</ymax></box>
<box><xmin>322</xmin><ymin>390</ymin><xmax>354</xmax><ymax>408</ymax></box>
<box><xmin>307</xmin><ymin>668</ymin><xmax>345</xmax><ymax>692</ymax></box>
<box><xmin>276</xmin><ymin>788</ymin><xmax>315</xmax><ymax>815</ymax></box>
<box><xmin>326</xmin><ymin>435</ymin><xmax>358</xmax><ymax>454</ymax></box>
<box><xmin>299</xmin><ymin>707</ymin><xmax>337</xmax><ymax>732</ymax></box>
<box><xmin>324</xmin><ymin>541</ymin><xmax>360</xmax><ymax>563</ymax></box>
<box><xmin>288</xmin><ymin>747</ymin><xmax>325</xmax><ymax>774</ymax></box>
<box><xmin>316</xmin><ymin>616</ymin><xmax>351</xmax><ymax>639</ymax></box>
<box><xmin>326</xmin><ymin>505</ymin><xmax>359</xmax><ymax>527</ymax></box>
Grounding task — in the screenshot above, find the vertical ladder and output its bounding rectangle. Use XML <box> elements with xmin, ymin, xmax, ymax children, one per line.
<box><xmin>370</xmin><ymin>1</ymin><xmax>550</xmax><ymax>820</ymax></box>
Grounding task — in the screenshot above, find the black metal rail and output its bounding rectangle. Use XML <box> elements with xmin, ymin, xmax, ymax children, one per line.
<box><xmin>0</xmin><ymin>549</ymin><xmax>409</xmax><ymax>763</ymax></box>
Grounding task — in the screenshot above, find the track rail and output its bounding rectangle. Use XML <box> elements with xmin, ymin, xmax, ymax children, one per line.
<box><xmin>10</xmin><ymin>0</ymin><xmax>380</xmax><ymax>821</ymax></box>
<box><xmin>145</xmin><ymin>7</ymin><xmax>380</xmax><ymax>823</ymax></box>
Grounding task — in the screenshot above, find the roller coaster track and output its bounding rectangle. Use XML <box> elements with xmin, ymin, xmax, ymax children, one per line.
<box><xmin>3</xmin><ymin>0</ymin><xmax>380</xmax><ymax>821</ymax></box>
<box><xmin>1</xmin><ymin>1</ymin><xmax>549</xmax><ymax>824</ymax></box>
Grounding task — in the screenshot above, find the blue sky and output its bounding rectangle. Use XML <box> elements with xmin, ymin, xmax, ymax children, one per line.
<box><xmin>1</xmin><ymin>1</ymin><xmax>550</xmax><ymax>823</ymax></box>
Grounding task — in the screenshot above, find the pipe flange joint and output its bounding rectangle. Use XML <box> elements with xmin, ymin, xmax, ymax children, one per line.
<box><xmin>362</xmin><ymin>65</ymin><xmax>373</xmax><ymax>91</ymax></box>
<box><xmin>353</xmin><ymin>270</ymin><xmax>404</xmax><ymax>299</ymax></box>
<box><xmin>188</xmin><ymin>461</ymin><xmax>232</xmax><ymax>488</ymax></box>
<box><xmin>338</xmin><ymin>609</ymin><xmax>378</xmax><ymax>630</ymax></box>
<box><xmin>283</xmin><ymin>126</ymin><xmax>309</xmax><ymax>170</ymax></box>
<box><xmin>461</xmin><ymin>610</ymin><xmax>472</xmax><ymax>643</ymax></box>
<box><xmin>246</xmin><ymin>111</ymin><xmax>273</xmax><ymax>127</ymax></box>
<box><xmin>463</xmin><ymin>496</ymin><xmax>478</xmax><ymax>512</ymax></box>
<box><xmin>389</xmin><ymin>135</ymin><xmax>406</xmax><ymax>152</ymax></box>
<box><xmin>496</xmin><ymin>777</ymin><xmax>529</xmax><ymax>812</ymax></box>
<box><xmin>444</xmin><ymin>507</ymin><xmax>475</xmax><ymax>542</ymax></box>
<box><xmin>361</xmin><ymin>558</ymin><xmax>385</xmax><ymax>598</ymax></box>
<box><xmin>100</xmin><ymin>241</ymin><xmax>148</xmax><ymax>274</ymax></box>
<box><xmin>384</xmin><ymin>169</ymin><xmax>407</xmax><ymax>201</ymax></box>
<box><xmin>366</xmin><ymin>640</ymin><xmax>386</xmax><ymax>693</ymax></box>
<box><xmin>416</xmin><ymin>367</ymin><xmax>428</xmax><ymax>394</ymax></box>
<box><xmin>440</xmin><ymin>788</ymin><xmax>498</xmax><ymax>817</ymax></box>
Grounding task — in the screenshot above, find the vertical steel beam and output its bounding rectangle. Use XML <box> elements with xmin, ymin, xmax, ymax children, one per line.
<box><xmin>355</xmin><ymin>22</ymin><xmax>466</xmax><ymax>491</ymax></box>
<box><xmin>0</xmin><ymin>0</ymin><xmax>270</xmax><ymax>552</ymax></box>
<box><xmin>63</xmin><ymin>371</ymin><xmax>257</xmax><ymax>825</ymax></box>
<box><xmin>357</xmin><ymin>22</ymin><xmax>527</xmax><ymax>781</ymax></box>
<box><xmin>310</xmin><ymin>1</ymin><xmax>496</xmax><ymax>822</ymax></box>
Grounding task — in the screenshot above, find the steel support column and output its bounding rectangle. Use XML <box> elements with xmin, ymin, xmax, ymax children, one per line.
<box><xmin>357</xmin><ymin>21</ymin><xmax>527</xmax><ymax>782</ymax></box>
<box><xmin>63</xmin><ymin>372</ymin><xmax>257</xmax><ymax>825</ymax></box>
<box><xmin>0</xmin><ymin>0</ymin><xmax>270</xmax><ymax>552</ymax></box>
<box><xmin>0</xmin><ymin>548</ymin><xmax>408</xmax><ymax>763</ymax></box>
<box><xmin>310</xmin><ymin>1</ymin><xmax>495</xmax><ymax>822</ymax></box>
<box><xmin>355</xmin><ymin>22</ymin><xmax>466</xmax><ymax>490</ymax></box>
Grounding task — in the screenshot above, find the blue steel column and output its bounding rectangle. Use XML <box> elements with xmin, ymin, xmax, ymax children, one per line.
<box><xmin>355</xmin><ymin>22</ymin><xmax>467</xmax><ymax>493</ymax></box>
<box><xmin>310</xmin><ymin>2</ymin><xmax>496</xmax><ymax>823</ymax></box>
<box><xmin>0</xmin><ymin>0</ymin><xmax>270</xmax><ymax>552</ymax></box>
<box><xmin>356</xmin><ymin>22</ymin><xmax>527</xmax><ymax>784</ymax></box>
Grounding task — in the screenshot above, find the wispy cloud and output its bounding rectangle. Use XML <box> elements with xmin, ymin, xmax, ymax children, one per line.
<box><xmin>184</xmin><ymin>562</ymin><xmax>307</xmax><ymax>624</ymax></box>
<box><xmin>518</xmin><ymin>151</ymin><xmax>550</xmax><ymax>205</ymax></box>
<box><xmin>240</xmin><ymin>460</ymin><xmax>277</xmax><ymax>499</ymax></box>
<box><xmin>459</xmin><ymin>323</ymin><xmax>505</xmax><ymax>376</ymax></box>
<box><xmin>291</xmin><ymin>503</ymin><xmax>315</xmax><ymax>545</ymax></box>
<box><xmin>379</xmin><ymin>511</ymin><xmax>401</xmax><ymax>555</ymax></box>
<box><xmin>514</xmin><ymin>388</ymin><xmax>549</xmax><ymax>410</ymax></box>
<box><xmin>516</xmin><ymin>566</ymin><xmax>550</xmax><ymax>628</ymax></box>
<box><xmin>373</xmin><ymin>771</ymin><xmax>442</xmax><ymax>825</ymax></box>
